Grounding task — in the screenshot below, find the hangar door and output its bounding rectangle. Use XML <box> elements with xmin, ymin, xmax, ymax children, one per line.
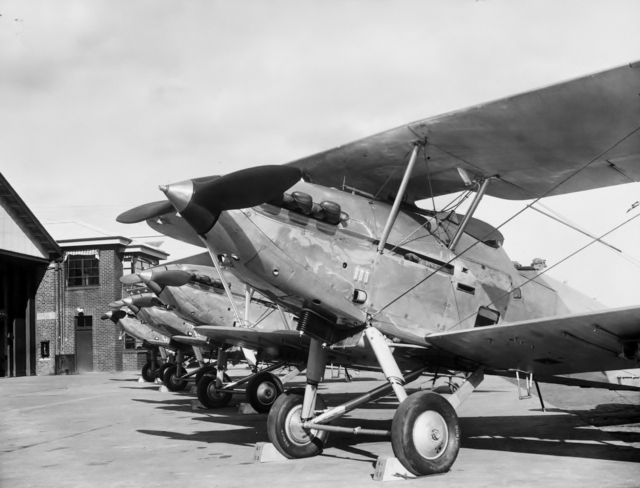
<box><xmin>75</xmin><ymin>314</ymin><xmax>93</xmax><ymax>373</ymax></box>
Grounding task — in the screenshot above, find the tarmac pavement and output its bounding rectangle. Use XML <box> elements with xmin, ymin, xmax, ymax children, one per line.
<box><xmin>1</xmin><ymin>368</ymin><xmax>639</xmax><ymax>488</ymax></box>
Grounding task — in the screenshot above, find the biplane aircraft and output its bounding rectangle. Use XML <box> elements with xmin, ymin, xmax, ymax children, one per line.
<box><xmin>101</xmin><ymin>309</ymin><xmax>171</xmax><ymax>382</ymax></box>
<box><xmin>120</xmin><ymin>256</ymin><xmax>308</xmax><ymax>412</ymax></box>
<box><xmin>118</xmin><ymin>61</ymin><xmax>640</xmax><ymax>476</ymax></box>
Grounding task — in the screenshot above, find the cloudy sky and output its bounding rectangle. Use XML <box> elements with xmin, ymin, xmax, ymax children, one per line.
<box><xmin>2</xmin><ymin>0</ymin><xmax>640</xmax><ymax>307</ymax></box>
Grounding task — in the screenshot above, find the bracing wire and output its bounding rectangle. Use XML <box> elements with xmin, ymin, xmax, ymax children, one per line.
<box><xmin>373</xmin><ymin>123</ymin><xmax>640</xmax><ymax>316</ymax></box>
<box><xmin>445</xmin><ymin>210</ymin><xmax>640</xmax><ymax>331</ymax></box>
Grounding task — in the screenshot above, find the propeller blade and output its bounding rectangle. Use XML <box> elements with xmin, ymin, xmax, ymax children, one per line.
<box><xmin>194</xmin><ymin>165</ymin><xmax>302</xmax><ymax>212</ymax></box>
<box><xmin>120</xmin><ymin>273</ymin><xmax>142</xmax><ymax>285</ymax></box>
<box><xmin>101</xmin><ymin>310</ymin><xmax>127</xmax><ymax>323</ymax></box>
<box><xmin>116</xmin><ymin>200</ymin><xmax>174</xmax><ymax>224</ymax></box>
<box><xmin>128</xmin><ymin>295</ymin><xmax>162</xmax><ymax>308</ymax></box>
<box><xmin>161</xmin><ymin>165</ymin><xmax>301</xmax><ymax>234</ymax></box>
<box><xmin>151</xmin><ymin>269</ymin><xmax>193</xmax><ymax>287</ymax></box>
<box><xmin>109</xmin><ymin>299</ymin><xmax>126</xmax><ymax>308</ymax></box>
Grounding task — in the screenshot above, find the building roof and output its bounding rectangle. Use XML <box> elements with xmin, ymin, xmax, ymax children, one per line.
<box><xmin>44</xmin><ymin>220</ymin><xmax>169</xmax><ymax>260</ymax></box>
<box><xmin>0</xmin><ymin>173</ymin><xmax>62</xmax><ymax>262</ymax></box>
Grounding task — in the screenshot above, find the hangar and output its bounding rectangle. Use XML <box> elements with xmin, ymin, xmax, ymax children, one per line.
<box><xmin>0</xmin><ymin>173</ymin><xmax>61</xmax><ymax>377</ymax></box>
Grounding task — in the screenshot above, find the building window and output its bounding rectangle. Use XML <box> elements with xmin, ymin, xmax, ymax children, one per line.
<box><xmin>40</xmin><ymin>341</ymin><xmax>50</xmax><ymax>358</ymax></box>
<box><xmin>75</xmin><ymin>314</ymin><xmax>93</xmax><ymax>328</ymax></box>
<box><xmin>124</xmin><ymin>334</ymin><xmax>137</xmax><ymax>350</ymax></box>
<box><xmin>67</xmin><ymin>255</ymin><xmax>99</xmax><ymax>287</ymax></box>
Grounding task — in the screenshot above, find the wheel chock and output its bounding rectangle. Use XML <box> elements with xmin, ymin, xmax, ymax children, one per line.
<box><xmin>158</xmin><ymin>385</ymin><xmax>169</xmax><ymax>393</ymax></box>
<box><xmin>253</xmin><ymin>442</ymin><xmax>287</xmax><ymax>463</ymax></box>
<box><xmin>191</xmin><ymin>399</ymin><xmax>207</xmax><ymax>411</ymax></box>
<box><xmin>189</xmin><ymin>385</ymin><xmax>198</xmax><ymax>394</ymax></box>
<box><xmin>238</xmin><ymin>403</ymin><xmax>259</xmax><ymax>415</ymax></box>
<box><xmin>154</xmin><ymin>378</ymin><xmax>162</xmax><ymax>385</ymax></box>
<box><xmin>138</xmin><ymin>376</ymin><xmax>146</xmax><ymax>383</ymax></box>
<box><xmin>373</xmin><ymin>457</ymin><xmax>416</xmax><ymax>481</ymax></box>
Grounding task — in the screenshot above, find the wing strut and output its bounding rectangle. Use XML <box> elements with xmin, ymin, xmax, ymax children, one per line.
<box><xmin>377</xmin><ymin>144</ymin><xmax>421</xmax><ymax>254</ymax></box>
<box><xmin>448</xmin><ymin>177</ymin><xmax>493</xmax><ymax>252</ymax></box>
<box><xmin>210</xmin><ymin>255</ymin><xmax>244</xmax><ymax>326</ymax></box>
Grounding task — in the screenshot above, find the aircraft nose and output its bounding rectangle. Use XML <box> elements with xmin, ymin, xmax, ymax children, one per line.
<box><xmin>159</xmin><ymin>179</ymin><xmax>194</xmax><ymax>213</ymax></box>
<box><xmin>139</xmin><ymin>268</ymin><xmax>154</xmax><ymax>285</ymax></box>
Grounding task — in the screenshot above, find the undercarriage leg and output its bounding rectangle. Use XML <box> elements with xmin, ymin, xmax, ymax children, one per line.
<box><xmin>442</xmin><ymin>367</ymin><xmax>484</xmax><ymax>409</ymax></box>
<box><xmin>175</xmin><ymin>350</ymin><xmax>184</xmax><ymax>378</ymax></box>
<box><xmin>301</xmin><ymin>338</ymin><xmax>326</xmax><ymax>420</ymax></box>
<box><xmin>364</xmin><ymin>327</ymin><xmax>407</xmax><ymax>403</ymax></box>
<box><xmin>216</xmin><ymin>347</ymin><xmax>228</xmax><ymax>388</ymax></box>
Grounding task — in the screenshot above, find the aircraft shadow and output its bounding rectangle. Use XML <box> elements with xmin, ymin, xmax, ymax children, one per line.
<box><xmin>459</xmin><ymin>413</ymin><xmax>640</xmax><ymax>463</ymax></box>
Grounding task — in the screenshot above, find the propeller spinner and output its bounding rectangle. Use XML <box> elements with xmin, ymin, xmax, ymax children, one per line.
<box><xmin>160</xmin><ymin>165</ymin><xmax>302</xmax><ymax>234</ymax></box>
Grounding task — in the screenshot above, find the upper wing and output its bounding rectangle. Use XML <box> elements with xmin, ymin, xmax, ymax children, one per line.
<box><xmin>288</xmin><ymin>61</ymin><xmax>640</xmax><ymax>203</ymax></box>
<box><xmin>426</xmin><ymin>305</ymin><xmax>640</xmax><ymax>376</ymax></box>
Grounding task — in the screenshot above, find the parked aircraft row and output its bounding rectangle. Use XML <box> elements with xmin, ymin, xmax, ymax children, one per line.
<box><xmin>112</xmin><ymin>60</ymin><xmax>640</xmax><ymax>477</ymax></box>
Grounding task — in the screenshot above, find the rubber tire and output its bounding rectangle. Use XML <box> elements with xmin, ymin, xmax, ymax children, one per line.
<box><xmin>197</xmin><ymin>372</ymin><xmax>233</xmax><ymax>408</ymax></box>
<box><xmin>156</xmin><ymin>362</ymin><xmax>172</xmax><ymax>383</ymax></box>
<box><xmin>141</xmin><ymin>362</ymin><xmax>156</xmax><ymax>383</ymax></box>
<box><xmin>163</xmin><ymin>364</ymin><xmax>188</xmax><ymax>392</ymax></box>
<box><xmin>267</xmin><ymin>390</ymin><xmax>328</xmax><ymax>459</ymax></box>
<box><xmin>391</xmin><ymin>391</ymin><xmax>460</xmax><ymax>476</ymax></box>
<box><xmin>246</xmin><ymin>372</ymin><xmax>284</xmax><ymax>413</ymax></box>
<box><xmin>195</xmin><ymin>365</ymin><xmax>218</xmax><ymax>386</ymax></box>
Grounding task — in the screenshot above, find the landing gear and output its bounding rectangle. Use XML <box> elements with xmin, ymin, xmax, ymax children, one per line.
<box><xmin>391</xmin><ymin>391</ymin><xmax>460</xmax><ymax>476</ymax></box>
<box><xmin>267</xmin><ymin>389</ymin><xmax>328</xmax><ymax>458</ymax></box>
<box><xmin>197</xmin><ymin>371</ymin><xmax>233</xmax><ymax>408</ymax></box>
<box><xmin>156</xmin><ymin>361</ymin><xmax>172</xmax><ymax>383</ymax></box>
<box><xmin>246</xmin><ymin>372</ymin><xmax>284</xmax><ymax>413</ymax></box>
<box><xmin>163</xmin><ymin>364</ymin><xmax>188</xmax><ymax>392</ymax></box>
<box><xmin>141</xmin><ymin>361</ymin><xmax>157</xmax><ymax>382</ymax></box>
<box><xmin>195</xmin><ymin>364</ymin><xmax>217</xmax><ymax>386</ymax></box>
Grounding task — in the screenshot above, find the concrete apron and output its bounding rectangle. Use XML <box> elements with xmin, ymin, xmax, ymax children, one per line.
<box><xmin>0</xmin><ymin>369</ymin><xmax>638</xmax><ymax>488</ymax></box>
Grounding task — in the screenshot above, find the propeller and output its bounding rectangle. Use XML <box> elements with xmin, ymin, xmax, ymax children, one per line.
<box><xmin>116</xmin><ymin>200</ymin><xmax>174</xmax><ymax>224</ymax></box>
<box><xmin>120</xmin><ymin>273</ymin><xmax>142</xmax><ymax>285</ymax></box>
<box><xmin>108</xmin><ymin>299</ymin><xmax>126</xmax><ymax>308</ymax></box>
<box><xmin>101</xmin><ymin>310</ymin><xmax>127</xmax><ymax>322</ymax></box>
<box><xmin>160</xmin><ymin>165</ymin><xmax>302</xmax><ymax>234</ymax></box>
<box><xmin>123</xmin><ymin>294</ymin><xmax>162</xmax><ymax>309</ymax></box>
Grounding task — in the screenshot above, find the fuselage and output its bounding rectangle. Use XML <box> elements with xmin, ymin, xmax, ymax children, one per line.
<box><xmin>194</xmin><ymin>181</ymin><xmax>601</xmax><ymax>344</ymax></box>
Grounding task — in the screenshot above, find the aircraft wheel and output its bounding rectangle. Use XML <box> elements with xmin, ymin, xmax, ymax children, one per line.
<box><xmin>246</xmin><ymin>372</ymin><xmax>284</xmax><ymax>413</ymax></box>
<box><xmin>156</xmin><ymin>362</ymin><xmax>172</xmax><ymax>383</ymax></box>
<box><xmin>141</xmin><ymin>362</ymin><xmax>156</xmax><ymax>382</ymax></box>
<box><xmin>267</xmin><ymin>390</ymin><xmax>328</xmax><ymax>459</ymax></box>
<box><xmin>163</xmin><ymin>365</ymin><xmax>188</xmax><ymax>392</ymax></box>
<box><xmin>197</xmin><ymin>372</ymin><xmax>233</xmax><ymax>408</ymax></box>
<box><xmin>195</xmin><ymin>365</ymin><xmax>217</xmax><ymax>386</ymax></box>
<box><xmin>391</xmin><ymin>391</ymin><xmax>460</xmax><ymax>476</ymax></box>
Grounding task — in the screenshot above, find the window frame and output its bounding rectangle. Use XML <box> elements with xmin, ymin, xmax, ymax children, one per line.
<box><xmin>67</xmin><ymin>255</ymin><xmax>100</xmax><ymax>287</ymax></box>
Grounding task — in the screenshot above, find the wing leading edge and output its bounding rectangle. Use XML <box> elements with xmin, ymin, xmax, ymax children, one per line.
<box><xmin>288</xmin><ymin>61</ymin><xmax>640</xmax><ymax>203</ymax></box>
<box><xmin>426</xmin><ymin>305</ymin><xmax>640</xmax><ymax>376</ymax></box>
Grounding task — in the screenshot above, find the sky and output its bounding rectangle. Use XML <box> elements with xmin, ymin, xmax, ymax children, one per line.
<box><xmin>1</xmin><ymin>0</ymin><xmax>640</xmax><ymax>307</ymax></box>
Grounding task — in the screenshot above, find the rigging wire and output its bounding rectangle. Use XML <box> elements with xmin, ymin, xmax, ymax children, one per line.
<box><xmin>373</xmin><ymin>123</ymin><xmax>640</xmax><ymax>316</ymax></box>
<box><xmin>445</xmin><ymin>210</ymin><xmax>640</xmax><ymax>331</ymax></box>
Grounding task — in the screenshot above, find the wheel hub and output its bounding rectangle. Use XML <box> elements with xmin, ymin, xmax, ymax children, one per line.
<box><xmin>285</xmin><ymin>404</ymin><xmax>313</xmax><ymax>446</ymax></box>
<box><xmin>207</xmin><ymin>380</ymin><xmax>226</xmax><ymax>400</ymax></box>
<box><xmin>256</xmin><ymin>381</ymin><xmax>277</xmax><ymax>405</ymax></box>
<box><xmin>413</xmin><ymin>410</ymin><xmax>448</xmax><ymax>460</ymax></box>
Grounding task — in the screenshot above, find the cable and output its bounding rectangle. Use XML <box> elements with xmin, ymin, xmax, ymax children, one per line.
<box><xmin>374</xmin><ymin>123</ymin><xmax>640</xmax><ymax>316</ymax></box>
<box><xmin>445</xmin><ymin>210</ymin><xmax>640</xmax><ymax>331</ymax></box>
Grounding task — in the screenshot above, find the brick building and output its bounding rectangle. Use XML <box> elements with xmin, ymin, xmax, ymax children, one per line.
<box><xmin>36</xmin><ymin>222</ymin><xmax>168</xmax><ymax>375</ymax></box>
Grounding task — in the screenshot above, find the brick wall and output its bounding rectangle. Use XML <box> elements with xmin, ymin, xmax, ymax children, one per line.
<box><xmin>123</xmin><ymin>350</ymin><xmax>147</xmax><ymax>371</ymax></box>
<box><xmin>35</xmin><ymin>265</ymin><xmax>58</xmax><ymax>375</ymax></box>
